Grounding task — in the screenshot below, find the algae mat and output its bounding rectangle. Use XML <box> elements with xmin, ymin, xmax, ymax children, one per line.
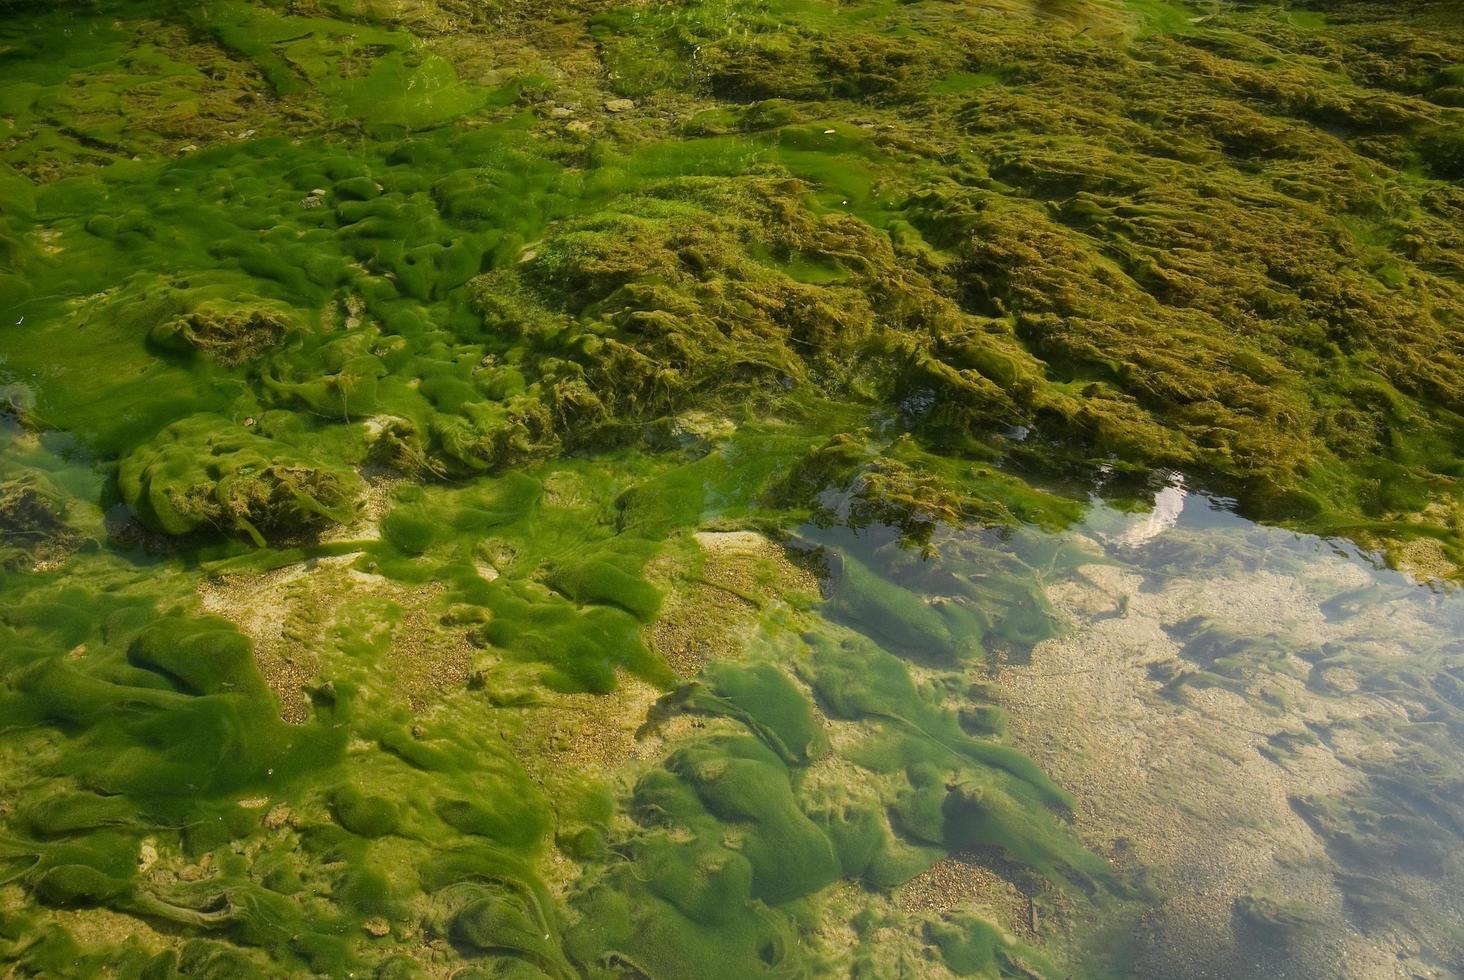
<box><xmin>0</xmin><ymin>0</ymin><xmax>1462</xmax><ymax>977</ymax></box>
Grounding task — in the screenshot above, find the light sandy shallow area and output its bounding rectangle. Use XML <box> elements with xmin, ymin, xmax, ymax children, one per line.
<box><xmin>201</xmin><ymin>507</ymin><xmax>1464</xmax><ymax>979</ymax></box>
<box><xmin>1001</xmin><ymin>506</ymin><xmax>1464</xmax><ymax>980</ymax></box>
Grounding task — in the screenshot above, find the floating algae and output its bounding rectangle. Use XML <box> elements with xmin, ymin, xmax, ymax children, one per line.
<box><xmin>1</xmin><ymin>0</ymin><xmax>1463</xmax><ymax>977</ymax></box>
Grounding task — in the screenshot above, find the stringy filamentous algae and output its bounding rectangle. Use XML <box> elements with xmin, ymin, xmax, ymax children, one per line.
<box><xmin>0</xmin><ymin>0</ymin><xmax>1460</xmax><ymax>976</ymax></box>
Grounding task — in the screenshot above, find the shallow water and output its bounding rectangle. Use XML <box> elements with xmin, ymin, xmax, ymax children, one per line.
<box><xmin>801</xmin><ymin>480</ymin><xmax>1464</xmax><ymax>975</ymax></box>
<box><xmin>1028</xmin><ymin>489</ymin><xmax>1464</xmax><ymax>976</ymax></box>
<box><xmin>2</xmin><ymin>0</ymin><xmax>1462</xmax><ymax>977</ymax></box>
<box><xmin>4</xmin><ymin>406</ymin><xmax>1460</xmax><ymax>976</ymax></box>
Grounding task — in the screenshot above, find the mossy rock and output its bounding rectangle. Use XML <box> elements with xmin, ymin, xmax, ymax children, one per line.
<box><xmin>118</xmin><ymin>414</ymin><xmax>361</xmax><ymax>543</ymax></box>
<box><xmin>0</xmin><ymin>472</ymin><xmax>76</xmax><ymax>566</ymax></box>
<box><xmin>148</xmin><ymin>303</ymin><xmax>296</xmax><ymax>367</ymax></box>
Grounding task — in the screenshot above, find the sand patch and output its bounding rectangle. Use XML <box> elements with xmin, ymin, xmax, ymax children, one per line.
<box><xmin>1002</xmin><ymin>549</ymin><xmax>1453</xmax><ymax>979</ymax></box>
<box><xmin>648</xmin><ymin>530</ymin><xmax>820</xmax><ymax>675</ymax></box>
<box><xmin>201</xmin><ymin>554</ymin><xmax>471</xmax><ymax>722</ymax></box>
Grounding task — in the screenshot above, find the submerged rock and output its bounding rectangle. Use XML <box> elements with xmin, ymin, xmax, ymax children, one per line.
<box><xmin>148</xmin><ymin>306</ymin><xmax>293</xmax><ymax>367</ymax></box>
<box><xmin>117</xmin><ymin>414</ymin><xmax>361</xmax><ymax>544</ymax></box>
<box><xmin>0</xmin><ymin>473</ymin><xmax>78</xmax><ymax>568</ymax></box>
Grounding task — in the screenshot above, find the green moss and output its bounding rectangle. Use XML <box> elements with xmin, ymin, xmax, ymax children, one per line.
<box><xmin>148</xmin><ymin>304</ymin><xmax>295</xmax><ymax>367</ymax></box>
<box><xmin>666</xmin><ymin>734</ymin><xmax>841</xmax><ymax>903</ymax></box>
<box><xmin>803</xmin><ymin>629</ymin><xmax>1071</xmax><ymax>807</ymax></box>
<box><xmin>32</xmin><ymin>863</ymin><xmax>134</xmax><ymax>907</ymax></box>
<box><xmin>380</xmin><ymin>507</ymin><xmax>441</xmax><ymax>556</ymax></box>
<box><xmin>1420</xmin><ymin>124</ymin><xmax>1464</xmax><ymax>180</ymax></box>
<box><xmin>942</xmin><ymin>774</ymin><xmax>1111</xmax><ymax>886</ymax></box>
<box><xmin>823</xmin><ymin>549</ymin><xmax>977</xmax><ymax>662</ymax></box>
<box><xmin>695</xmin><ymin>661</ymin><xmax>829</xmax><ymax>764</ymax></box>
<box><xmin>16</xmin><ymin>791</ymin><xmax>137</xmax><ymax>838</ymax></box>
<box><xmin>818</xmin><ymin>797</ymin><xmax>941</xmax><ymax>889</ymax></box>
<box><xmin>450</xmin><ymin>888</ymin><xmax>574</xmax><ymax>978</ymax></box>
<box><xmin>543</xmin><ymin>557</ymin><xmax>662</xmax><ymax>622</ymax></box>
<box><xmin>436</xmin><ymin>797</ymin><xmax>548</xmax><ymax>851</ymax></box>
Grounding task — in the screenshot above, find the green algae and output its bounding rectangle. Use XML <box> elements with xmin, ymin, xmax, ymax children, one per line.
<box><xmin>562</xmin><ymin>618</ymin><xmax>1097</xmax><ymax>975</ymax></box>
<box><xmin>688</xmin><ymin>660</ymin><xmax>830</xmax><ymax>764</ymax></box>
<box><xmin>926</xmin><ymin>910</ymin><xmax>1061</xmax><ymax>978</ymax></box>
<box><xmin>3</xmin><ymin>0</ymin><xmax>1460</xmax><ymax>559</ymax></box>
<box><xmin>0</xmin><ymin>0</ymin><xmax>1462</xmax><ymax>976</ymax></box>
<box><xmin>118</xmin><ymin>415</ymin><xmax>362</xmax><ymax>544</ymax></box>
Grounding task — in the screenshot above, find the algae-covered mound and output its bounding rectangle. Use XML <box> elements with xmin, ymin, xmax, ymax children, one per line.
<box><xmin>470</xmin><ymin>173</ymin><xmax>919</xmax><ymax>440</ymax></box>
<box><xmin>578</xmin><ymin>0</ymin><xmax>1464</xmax><ymax>561</ymax></box>
<box><xmin>0</xmin><ymin>472</ymin><xmax>77</xmax><ymax>568</ymax></box>
<box><xmin>117</xmin><ymin>414</ymin><xmax>360</xmax><ymax>543</ymax></box>
<box><xmin>148</xmin><ymin>304</ymin><xmax>295</xmax><ymax>367</ymax></box>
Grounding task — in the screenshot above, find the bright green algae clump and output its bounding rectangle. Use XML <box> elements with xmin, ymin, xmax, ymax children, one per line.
<box><xmin>0</xmin><ymin>0</ymin><xmax>1462</xmax><ymax>977</ymax></box>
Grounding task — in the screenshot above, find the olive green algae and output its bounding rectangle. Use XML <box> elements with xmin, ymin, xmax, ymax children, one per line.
<box><xmin>0</xmin><ymin>0</ymin><xmax>1462</xmax><ymax>977</ymax></box>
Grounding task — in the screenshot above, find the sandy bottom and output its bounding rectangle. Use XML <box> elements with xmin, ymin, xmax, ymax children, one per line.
<box><xmin>1001</xmin><ymin>535</ymin><xmax>1460</xmax><ymax>979</ymax></box>
<box><xmin>192</xmin><ymin>507</ymin><xmax>1461</xmax><ymax>978</ymax></box>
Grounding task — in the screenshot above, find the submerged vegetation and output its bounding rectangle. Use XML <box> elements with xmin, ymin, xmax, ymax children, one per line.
<box><xmin>0</xmin><ymin>0</ymin><xmax>1461</xmax><ymax>977</ymax></box>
